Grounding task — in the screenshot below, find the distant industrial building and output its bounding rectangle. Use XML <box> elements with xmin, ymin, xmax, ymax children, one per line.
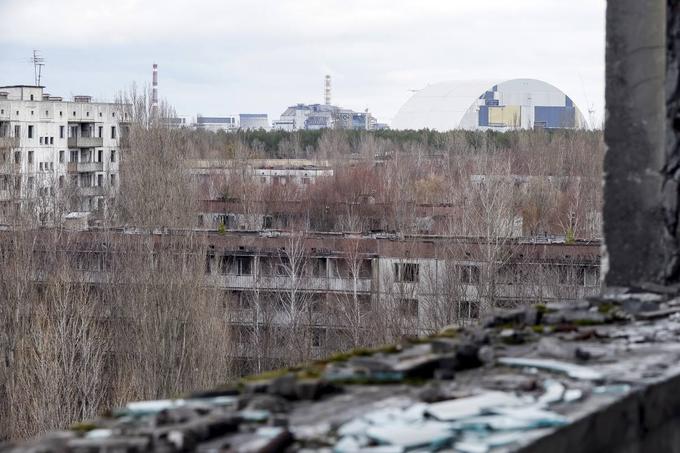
<box><xmin>239</xmin><ymin>114</ymin><xmax>269</xmax><ymax>130</ymax></box>
<box><xmin>272</xmin><ymin>75</ymin><xmax>383</xmax><ymax>131</ymax></box>
<box><xmin>196</xmin><ymin>115</ymin><xmax>237</xmax><ymax>133</ymax></box>
<box><xmin>165</xmin><ymin>115</ymin><xmax>194</xmax><ymax>129</ymax></box>
<box><xmin>392</xmin><ymin>78</ymin><xmax>587</xmax><ymax>131</ymax></box>
<box><xmin>273</xmin><ymin>104</ymin><xmax>379</xmax><ymax>131</ymax></box>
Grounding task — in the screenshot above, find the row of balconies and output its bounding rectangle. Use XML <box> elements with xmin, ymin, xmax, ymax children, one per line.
<box><xmin>0</xmin><ymin>136</ymin><xmax>104</xmax><ymax>149</ymax></box>
<box><xmin>67</xmin><ymin>161</ymin><xmax>104</xmax><ymax>173</ymax></box>
<box><xmin>207</xmin><ymin>274</ymin><xmax>373</xmax><ymax>293</ymax></box>
<box><xmin>67</xmin><ymin>136</ymin><xmax>103</xmax><ymax>148</ymax></box>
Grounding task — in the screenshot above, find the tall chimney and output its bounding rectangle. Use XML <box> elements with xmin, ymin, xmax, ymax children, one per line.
<box><xmin>324</xmin><ymin>75</ymin><xmax>331</xmax><ymax>106</ymax></box>
<box><xmin>152</xmin><ymin>63</ymin><xmax>159</xmax><ymax>114</ymax></box>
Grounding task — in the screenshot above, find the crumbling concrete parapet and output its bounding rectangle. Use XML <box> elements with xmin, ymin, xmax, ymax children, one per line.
<box><xmin>604</xmin><ymin>0</ymin><xmax>667</xmax><ymax>287</ymax></box>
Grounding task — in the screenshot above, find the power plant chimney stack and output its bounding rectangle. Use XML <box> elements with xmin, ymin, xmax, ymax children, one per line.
<box><xmin>152</xmin><ymin>63</ymin><xmax>159</xmax><ymax>117</ymax></box>
<box><xmin>324</xmin><ymin>75</ymin><xmax>331</xmax><ymax>106</ymax></box>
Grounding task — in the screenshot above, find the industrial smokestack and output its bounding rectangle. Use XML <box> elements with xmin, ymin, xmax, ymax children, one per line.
<box><xmin>152</xmin><ymin>63</ymin><xmax>159</xmax><ymax>114</ymax></box>
<box><xmin>324</xmin><ymin>75</ymin><xmax>331</xmax><ymax>106</ymax></box>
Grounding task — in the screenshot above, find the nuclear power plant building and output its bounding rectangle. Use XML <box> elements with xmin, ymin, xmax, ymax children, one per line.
<box><xmin>392</xmin><ymin>78</ymin><xmax>587</xmax><ymax>131</ymax></box>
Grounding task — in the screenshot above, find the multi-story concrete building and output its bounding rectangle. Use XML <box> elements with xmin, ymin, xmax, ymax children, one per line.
<box><xmin>196</xmin><ymin>115</ymin><xmax>237</xmax><ymax>133</ymax></box>
<box><xmin>0</xmin><ymin>85</ymin><xmax>122</xmax><ymax>222</ymax></box>
<box><xmin>11</xmin><ymin>226</ymin><xmax>600</xmax><ymax>369</ymax></box>
<box><xmin>239</xmin><ymin>114</ymin><xmax>269</xmax><ymax>130</ymax></box>
<box><xmin>272</xmin><ymin>103</ymin><xmax>378</xmax><ymax>131</ymax></box>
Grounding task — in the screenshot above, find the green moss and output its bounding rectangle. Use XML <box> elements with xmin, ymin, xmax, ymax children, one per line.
<box><xmin>296</xmin><ymin>365</ymin><xmax>324</xmax><ymax>380</ymax></box>
<box><xmin>436</xmin><ymin>327</ymin><xmax>459</xmax><ymax>338</ymax></box>
<box><xmin>531</xmin><ymin>325</ymin><xmax>545</xmax><ymax>334</ymax></box>
<box><xmin>70</xmin><ymin>422</ymin><xmax>98</xmax><ymax>433</ymax></box>
<box><xmin>573</xmin><ymin>318</ymin><xmax>605</xmax><ymax>326</ymax></box>
<box><xmin>241</xmin><ymin>367</ymin><xmax>292</xmax><ymax>383</ymax></box>
<box><xmin>597</xmin><ymin>303</ymin><xmax>615</xmax><ymax>314</ymax></box>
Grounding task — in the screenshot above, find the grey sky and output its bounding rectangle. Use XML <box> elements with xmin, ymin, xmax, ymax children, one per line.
<box><xmin>0</xmin><ymin>0</ymin><xmax>605</xmax><ymax>127</ymax></box>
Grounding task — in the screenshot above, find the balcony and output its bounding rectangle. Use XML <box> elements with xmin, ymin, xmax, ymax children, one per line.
<box><xmin>206</xmin><ymin>273</ymin><xmax>372</xmax><ymax>293</ymax></box>
<box><xmin>0</xmin><ymin>137</ymin><xmax>19</xmax><ymax>149</ymax></box>
<box><xmin>67</xmin><ymin>161</ymin><xmax>104</xmax><ymax>173</ymax></box>
<box><xmin>68</xmin><ymin>136</ymin><xmax>103</xmax><ymax>148</ymax></box>
<box><xmin>80</xmin><ymin>186</ymin><xmax>105</xmax><ymax>197</ymax></box>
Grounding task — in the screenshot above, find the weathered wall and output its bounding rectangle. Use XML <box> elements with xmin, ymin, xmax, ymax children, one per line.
<box><xmin>603</xmin><ymin>0</ymin><xmax>667</xmax><ymax>287</ymax></box>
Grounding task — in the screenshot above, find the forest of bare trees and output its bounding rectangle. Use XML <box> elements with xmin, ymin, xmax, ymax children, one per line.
<box><xmin>0</xmin><ymin>85</ymin><xmax>604</xmax><ymax>440</ymax></box>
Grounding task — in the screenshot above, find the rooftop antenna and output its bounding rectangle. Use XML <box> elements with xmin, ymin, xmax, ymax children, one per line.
<box><xmin>324</xmin><ymin>75</ymin><xmax>331</xmax><ymax>106</ymax></box>
<box><xmin>31</xmin><ymin>50</ymin><xmax>45</xmax><ymax>86</ymax></box>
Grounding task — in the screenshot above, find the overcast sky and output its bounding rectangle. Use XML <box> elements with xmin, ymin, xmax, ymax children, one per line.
<box><xmin>0</xmin><ymin>0</ymin><xmax>605</xmax><ymax>127</ymax></box>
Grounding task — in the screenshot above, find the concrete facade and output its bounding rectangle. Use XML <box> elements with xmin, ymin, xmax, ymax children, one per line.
<box><xmin>0</xmin><ymin>86</ymin><xmax>122</xmax><ymax>222</ymax></box>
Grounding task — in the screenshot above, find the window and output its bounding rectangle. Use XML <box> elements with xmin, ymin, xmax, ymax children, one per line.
<box><xmin>97</xmin><ymin>149</ymin><xmax>103</xmax><ymax>162</ymax></box>
<box><xmin>110</xmin><ymin>150</ymin><xmax>116</xmax><ymax>162</ymax></box>
<box><xmin>39</xmin><ymin>137</ymin><xmax>43</xmax><ymax>145</ymax></box>
<box><xmin>394</xmin><ymin>262</ymin><xmax>419</xmax><ymax>282</ymax></box>
<box><xmin>86</xmin><ymin>111</ymin><xmax>90</xmax><ymax>117</ymax></box>
<box><xmin>28</xmin><ymin>125</ymin><xmax>34</xmax><ymax>139</ymax></box>
<box><xmin>28</xmin><ymin>151</ymin><xmax>33</xmax><ymax>164</ymax></box>
<box><xmin>220</xmin><ymin>255</ymin><xmax>253</xmax><ymax>275</ymax></box>
<box><xmin>14</xmin><ymin>125</ymin><xmax>20</xmax><ymax>137</ymax></box>
<box><xmin>110</xmin><ymin>174</ymin><xmax>116</xmax><ymax>187</ymax></box>
<box><xmin>457</xmin><ymin>265</ymin><xmax>480</xmax><ymax>284</ymax></box>
<box><xmin>302</xmin><ymin>177</ymin><xmax>310</xmax><ymax>185</ymax></box>
<box><xmin>29</xmin><ymin>95</ymin><xmax>34</xmax><ymax>101</ymax></box>
<box><xmin>14</xmin><ymin>151</ymin><xmax>20</xmax><ymax>164</ymax></box>
<box><xmin>39</xmin><ymin>162</ymin><xmax>43</xmax><ymax>171</ymax></box>
<box><xmin>399</xmin><ymin>298</ymin><xmax>419</xmax><ymax>317</ymax></box>
<box><xmin>230</xmin><ymin>291</ymin><xmax>251</xmax><ymax>310</ymax></box>
<box><xmin>59</xmin><ymin>150</ymin><xmax>64</xmax><ymax>163</ymax></box>
<box><xmin>70</xmin><ymin>150</ymin><xmax>78</xmax><ymax>163</ymax></box>
<box><xmin>59</xmin><ymin>126</ymin><xmax>64</xmax><ymax>139</ymax></box>
<box><xmin>59</xmin><ymin>111</ymin><xmax>62</xmax><ymax>117</ymax></box>
<box><xmin>45</xmin><ymin>110</ymin><xmax>48</xmax><ymax>116</ymax></box>
<box><xmin>59</xmin><ymin>176</ymin><xmax>64</xmax><ymax>188</ymax></box>
<box><xmin>98</xmin><ymin>126</ymin><xmax>103</xmax><ymax>138</ymax></box>
<box><xmin>49</xmin><ymin>162</ymin><xmax>53</xmax><ymax>170</ymax></box>
<box><xmin>97</xmin><ymin>174</ymin><xmax>103</xmax><ymax>187</ymax></box>
<box><xmin>458</xmin><ymin>301</ymin><xmax>480</xmax><ymax>319</ymax></box>
<box><xmin>263</xmin><ymin>215</ymin><xmax>273</xmax><ymax>229</ymax></box>
<box><xmin>99</xmin><ymin>112</ymin><xmax>102</xmax><ymax>118</ymax></box>
<box><xmin>111</xmin><ymin>126</ymin><xmax>116</xmax><ymax>139</ymax></box>
<box><xmin>27</xmin><ymin>177</ymin><xmax>34</xmax><ymax>190</ymax></box>
<box><xmin>312</xmin><ymin>328</ymin><xmax>325</xmax><ymax>348</ymax></box>
<box><xmin>50</xmin><ymin>137</ymin><xmax>53</xmax><ymax>145</ymax></box>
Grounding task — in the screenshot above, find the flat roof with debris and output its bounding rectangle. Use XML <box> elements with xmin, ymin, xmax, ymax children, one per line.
<box><xmin>5</xmin><ymin>287</ymin><xmax>680</xmax><ymax>452</ymax></box>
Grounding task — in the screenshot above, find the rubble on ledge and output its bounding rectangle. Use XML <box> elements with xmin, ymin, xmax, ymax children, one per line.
<box><xmin>6</xmin><ymin>288</ymin><xmax>680</xmax><ymax>453</ymax></box>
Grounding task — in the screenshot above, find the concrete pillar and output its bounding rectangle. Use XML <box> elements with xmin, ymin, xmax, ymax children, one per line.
<box><xmin>603</xmin><ymin>0</ymin><xmax>667</xmax><ymax>287</ymax></box>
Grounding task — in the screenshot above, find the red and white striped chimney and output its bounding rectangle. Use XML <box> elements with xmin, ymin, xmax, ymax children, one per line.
<box><xmin>152</xmin><ymin>63</ymin><xmax>159</xmax><ymax>111</ymax></box>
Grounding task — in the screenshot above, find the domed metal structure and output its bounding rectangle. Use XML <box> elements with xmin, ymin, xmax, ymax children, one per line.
<box><xmin>392</xmin><ymin>78</ymin><xmax>587</xmax><ymax>131</ymax></box>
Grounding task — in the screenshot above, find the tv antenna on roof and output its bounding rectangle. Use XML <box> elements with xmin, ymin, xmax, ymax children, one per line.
<box><xmin>31</xmin><ymin>50</ymin><xmax>45</xmax><ymax>86</ymax></box>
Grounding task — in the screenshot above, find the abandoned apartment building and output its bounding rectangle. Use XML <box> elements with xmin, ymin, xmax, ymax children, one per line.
<box><xmin>13</xmin><ymin>226</ymin><xmax>600</xmax><ymax>366</ymax></box>
<box><xmin>0</xmin><ymin>85</ymin><xmax>124</xmax><ymax>223</ymax></box>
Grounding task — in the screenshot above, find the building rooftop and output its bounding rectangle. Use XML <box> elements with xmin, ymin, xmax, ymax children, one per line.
<box><xmin>4</xmin><ymin>291</ymin><xmax>678</xmax><ymax>452</ymax></box>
